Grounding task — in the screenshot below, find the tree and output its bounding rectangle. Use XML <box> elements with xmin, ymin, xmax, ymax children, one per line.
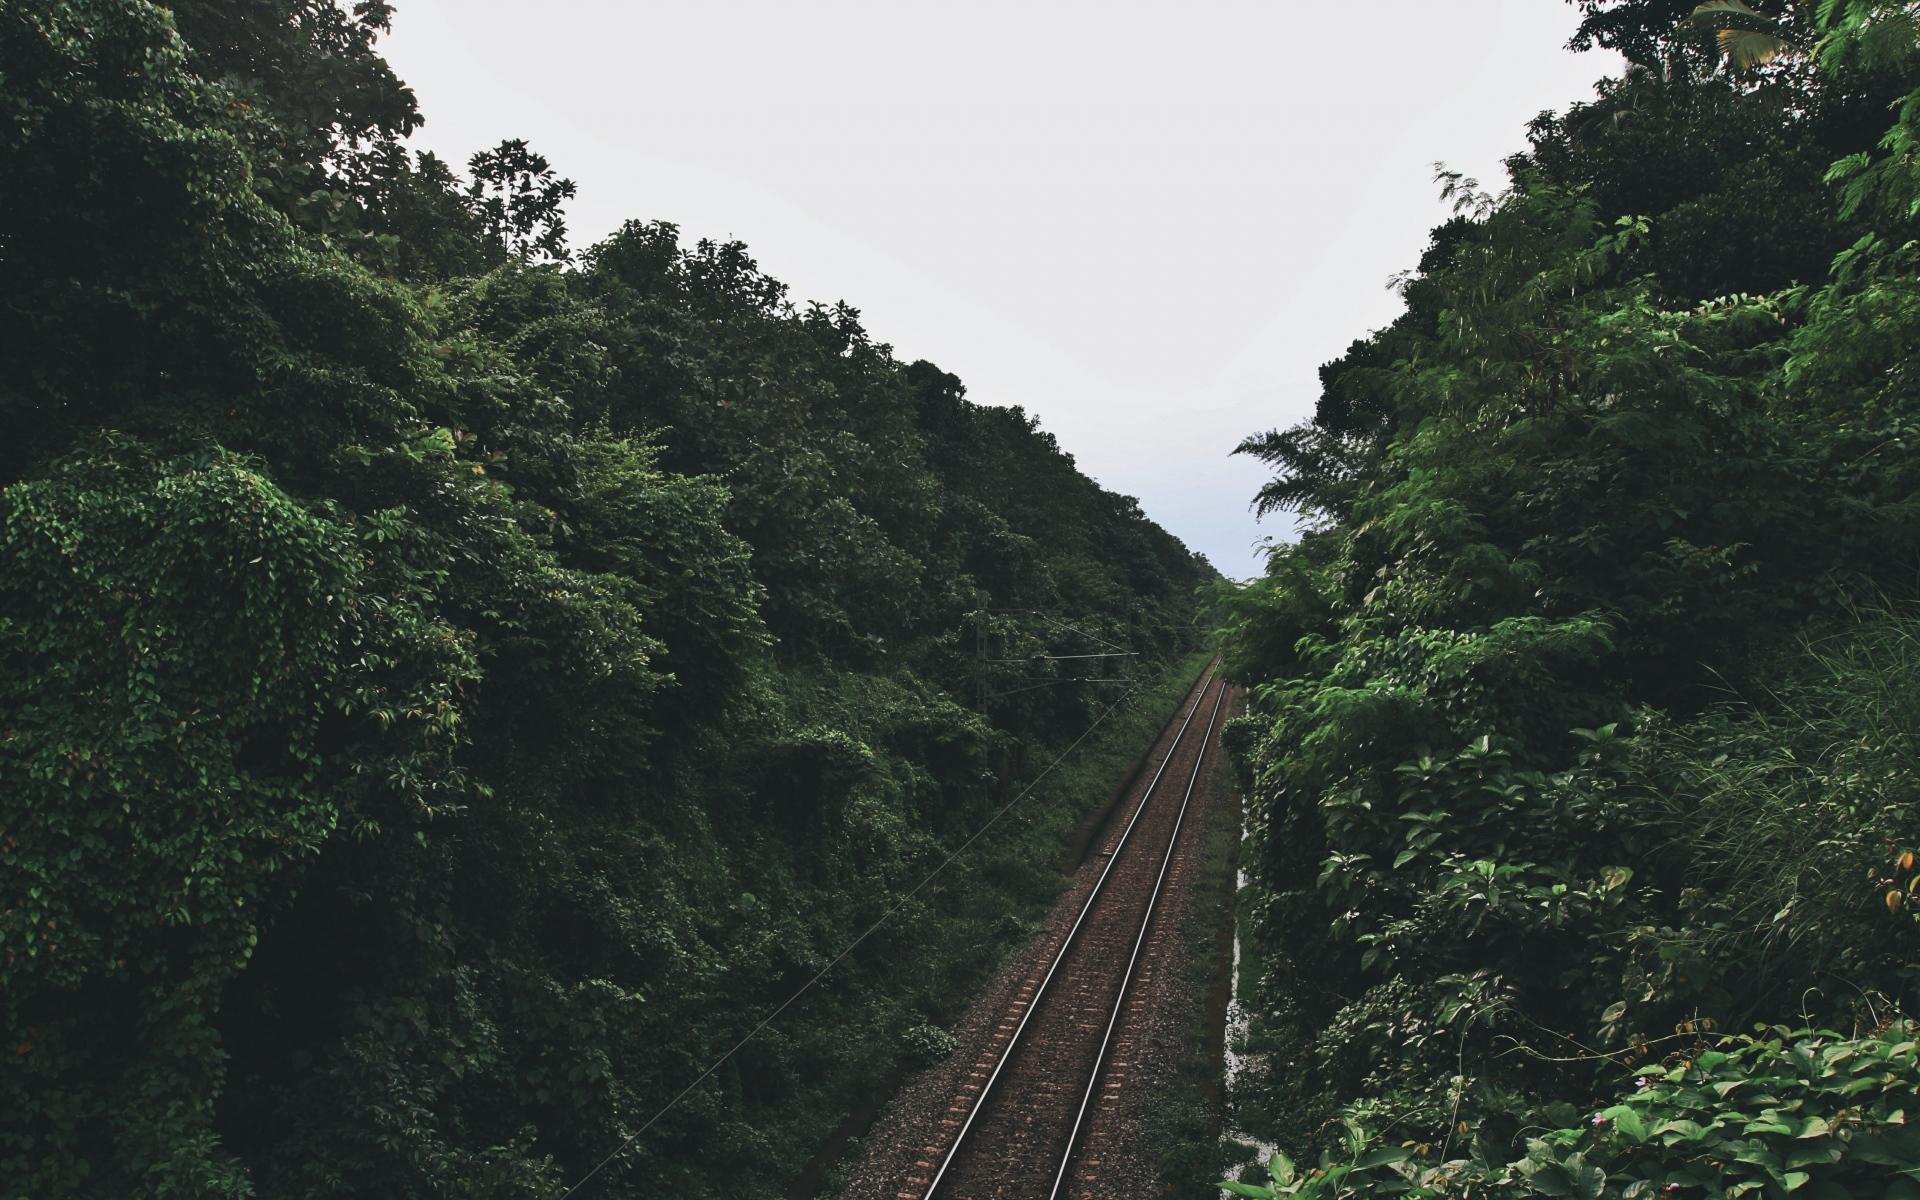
<box><xmin>464</xmin><ymin>138</ymin><xmax>578</xmax><ymax>262</ymax></box>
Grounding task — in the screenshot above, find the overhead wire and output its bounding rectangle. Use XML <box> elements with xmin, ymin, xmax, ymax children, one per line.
<box><xmin>984</xmin><ymin>608</ymin><xmax>1132</xmax><ymax>655</ymax></box>
<box><xmin>985</xmin><ymin>678</ymin><xmax>1133</xmax><ymax>701</ymax></box>
<box><xmin>986</xmin><ymin>652</ymin><xmax>1136</xmax><ymax>663</ymax></box>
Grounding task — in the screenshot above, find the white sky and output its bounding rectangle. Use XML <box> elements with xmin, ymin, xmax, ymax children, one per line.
<box><xmin>379</xmin><ymin>2</ymin><xmax>1620</xmax><ymax>580</ymax></box>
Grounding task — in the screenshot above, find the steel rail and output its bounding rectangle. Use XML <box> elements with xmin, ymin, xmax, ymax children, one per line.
<box><xmin>1045</xmin><ymin>677</ymin><xmax>1229</xmax><ymax>1199</ymax></box>
<box><xmin>919</xmin><ymin>667</ymin><xmax>1223</xmax><ymax>1200</ymax></box>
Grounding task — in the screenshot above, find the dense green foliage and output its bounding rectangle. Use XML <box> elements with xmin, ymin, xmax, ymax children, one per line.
<box><xmin>0</xmin><ymin>3</ymin><xmax>1210</xmax><ymax>1195</ymax></box>
<box><xmin>1230</xmin><ymin>1023</ymin><xmax>1920</xmax><ymax>1200</ymax></box>
<box><xmin>1221</xmin><ymin>2</ymin><xmax>1920</xmax><ymax>1196</ymax></box>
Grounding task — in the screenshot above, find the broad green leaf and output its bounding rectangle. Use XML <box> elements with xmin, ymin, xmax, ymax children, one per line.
<box><xmin>1655</xmin><ymin>1119</ymin><xmax>1707</xmax><ymax>1142</ymax></box>
<box><xmin>1355</xmin><ymin>1147</ymin><xmax>1412</xmax><ymax>1169</ymax></box>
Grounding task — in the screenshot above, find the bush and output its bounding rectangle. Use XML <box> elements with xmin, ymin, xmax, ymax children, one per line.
<box><xmin>1227</xmin><ymin>1023</ymin><xmax>1920</xmax><ymax>1200</ymax></box>
<box><xmin>900</xmin><ymin>1023</ymin><xmax>959</xmax><ymax>1070</ymax></box>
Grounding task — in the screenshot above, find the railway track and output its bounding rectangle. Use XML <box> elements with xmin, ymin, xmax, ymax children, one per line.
<box><xmin>899</xmin><ymin>667</ymin><xmax>1231</xmax><ymax>1200</ymax></box>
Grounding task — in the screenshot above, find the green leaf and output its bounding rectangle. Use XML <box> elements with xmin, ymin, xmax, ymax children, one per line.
<box><xmin>1655</xmin><ymin>1119</ymin><xmax>1707</xmax><ymax>1142</ymax></box>
<box><xmin>1690</xmin><ymin>0</ymin><xmax>1779</xmax><ymax>32</ymax></box>
<box><xmin>1268</xmin><ymin>1152</ymin><xmax>1298</xmax><ymax>1185</ymax></box>
<box><xmin>1570</xmin><ymin>1157</ymin><xmax>1608</xmax><ymax>1200</ymax></box>
<box><xmin>1786</xmin><ymin>1143</ymin><xmax>1839</xmax><ymax>1170</ymax></box>
<box><xmin>1355</xmin><ymin>1147</ymin><xmax>1412</xmax><ymax>1169</ymax></box>
<box><xmin>1733</xmin><ymin>1143</ymin><xmax>1780</xmax><ymax>1168</ymax></box>
<box><xmin>1614</xmin><ymin>1109</ymin><xmax>1649</xmax><ymax>1143</ymax></box>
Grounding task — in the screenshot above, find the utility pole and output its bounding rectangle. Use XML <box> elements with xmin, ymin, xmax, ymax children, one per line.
<box><xmin>973</xmin><ymin>589</ymin><xmax>993</xmax><ymax>823</ymax></box>
<box><xmin>974</xmin><ymin>588</ymin><xmax>989</xmax><ymax>712</ymax></box>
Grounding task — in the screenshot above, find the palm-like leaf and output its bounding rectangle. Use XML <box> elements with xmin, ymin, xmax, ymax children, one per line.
<box><xmin>1691</xmin><ymin>0</ymin><xmax>1795</xmax><ymax>68</ymax></box>
<box><xmin>1718</xmin><ymin>25</ymin><xmax>1794</xmax><ymax>66</ymax></box>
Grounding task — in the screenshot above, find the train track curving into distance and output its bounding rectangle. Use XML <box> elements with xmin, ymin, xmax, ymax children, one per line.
<box><xmin>898</xmin><ymin>666</ymin><xmax>1231</xmax><ymax>1200</ymax></box>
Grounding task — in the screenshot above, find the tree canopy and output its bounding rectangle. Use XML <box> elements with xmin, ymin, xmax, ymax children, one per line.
<box><xmin>0</xmin><ymin>3</ymin><xmax>1210</xmax><ymax>1195</ymax></box>
<box><xmin>1220</xmin><ymin>3</ymin><xmax>1920</xmax><ymax>1196</ymax></box>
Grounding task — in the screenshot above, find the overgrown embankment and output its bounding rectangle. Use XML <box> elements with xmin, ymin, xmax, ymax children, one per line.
<box><xmin>1218</xmin><ymin>4</ymin><xmax>1920</xmax><ymax>1196</ymax></box>
<box><xmin>807</xmin><ymin>651</ymin><xmax>1216</xmax><ymax>1197</ymax></box>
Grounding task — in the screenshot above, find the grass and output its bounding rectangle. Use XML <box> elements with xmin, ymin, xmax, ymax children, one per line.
<box><xmin>1636</xmin><ymin>605</ymin><xmax>1920</xmax><ymax>1016</ymax></box>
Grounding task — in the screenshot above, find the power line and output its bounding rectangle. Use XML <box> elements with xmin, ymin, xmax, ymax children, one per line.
<box><xmin>986</xmin><ymin>678</ymin><xmax>1133</xmax><ymax>701</ymax></box>
<box><xmin>557</xmin><ymin>685</ymin><xmax>1145</xmax><ymax>1199</ymax></box>
<box><xmin>986</xmin><ymin>652</ymin><xmax>1137</xmax><ymax>663</ymax></box>
<box><xmin>1029</xmin><ymin>611</ymin><xmax>1129</xmax><ymax>655</ymax></box>
<box><xmin>985</xmin><ymin>609</ymin><xmax>1131</xmax><ymax>655</ymax></box>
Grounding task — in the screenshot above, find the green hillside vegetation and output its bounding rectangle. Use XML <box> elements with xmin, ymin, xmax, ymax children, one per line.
<box><xmin>0</xmin><ymin>3</ymin><xmax>1211</xmax><ymax>1196</ymax></box>
<box><xmin>1220</xmin><ymin>2</ymin><xmax>1920</xmax><ymax>1197</ymax></box>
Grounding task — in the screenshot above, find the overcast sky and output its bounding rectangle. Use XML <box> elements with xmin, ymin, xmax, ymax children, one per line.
<box><xmin>379</xmin><ymin>2</ymin><xmax>1620</xmax><ymax>580</ymax></box>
